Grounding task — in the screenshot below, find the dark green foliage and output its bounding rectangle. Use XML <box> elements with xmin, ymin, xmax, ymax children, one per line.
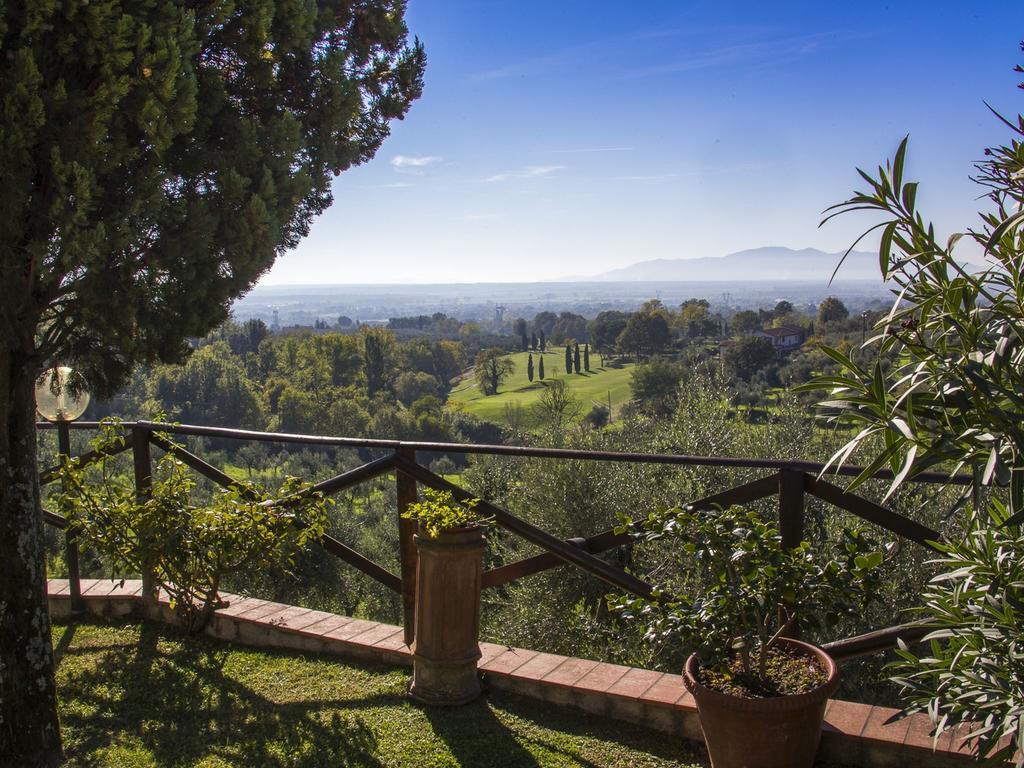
<box><xmin>730</xmin><ymin>310</ymin><xmax>762</xmax><ymax>335</ymax></box>
<box><xmin>584</xmin><ymin>403</ymin><xmax>609</xmax><ymax>428</ymax></box>
<box><xmin>629</xmin><ymin>357</ymin><xmax>684</xmax><ymax>415</ymax></box>
<box><xmin>394</xmin><ymin>371</ymin><xmax>439</xmax><ymax>406</ymax></box>
<box><xmin>573</xmin><ymin>344</ymin><xmax>581</xmax><ymax>374</ymax></box>
<box><xmin>538</xmin><ymin>355</ymin><xmax>545</xmax><ymax>380</ymax></box>
<box><xmin>527</xmin><ymin>354</ymin><xmax>534</xmax><ymax>382</ymax></box>
<box><xmin>584</xmin><ymin>344</ymin><xmax>591</xmax><ymax>372</ymax></box>
<box><xmin>533</xmin><ymin>312</ymin><xmax>558</xmax><ymax>338</ymax></box>
<box><xmin>550</xmin><ymin>312</ymin><xmax>589</xmax><ymax>345</ymax></box>
<box><xmin>565</xmin><ymin>345</ymin><xmax>572</xmax><ymax>374</ymax></box>
<box><xmin>616</xmin><ymin>306</ymin><xmax>671</xmax><ymax>362</ymax></box>
<box><xmin>723</xmin><ymin>336</ymin><xmax>775</xmax><ymax>381</ymax></box>
<box><xmin>774</xmin><ymin>300</ymin><xmax>794</xmax><ymax>316</ymax></box>
<box><xmin>150</xmin><ymin>342</ymin><xmax>266</xmax><ymax>429</ymax></box>
<box><xmin>817</xmin><ymin>296</ymin><xmax>849</xmax><ymax>324</ymax></box>
<box><xmin>361</xmin><ymin>328</ymin><xmax>397</xmax><ymax>398</ymax></box>
<box><xmin>588</xmin><ymin>311</ymin><xmax>629</xmax><ymax>354</ymax></box>
<box><xmin>610</xmin><ymin>505</ymin><xmax>882</xmax><ymax>688</ymax></box>
<box><xmin>891</xmin><ymin>502</ymin><xmax>1024</xmax><ymax>764</ymax></box>
<box><xmin>474</xmin><ymin>348</ymin><xmax>514</xmax><ymax>396</ymax></box>
<box><xmin>540</xmin><ymin>330</ymin><xmax>547</xmax><ymax>351</ymax></box>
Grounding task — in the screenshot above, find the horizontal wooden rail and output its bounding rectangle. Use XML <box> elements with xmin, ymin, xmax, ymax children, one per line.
<box><xmin>63</xmin><ymin>421</ymin><xmax>967</xmax><ymax>486</ymax></box>
<box><xmin>804</xmin><ymin>476</ymin><xmax>943</xmax><ymax>548</ymax></box>
<box><xmin>482</xmin><ymin>474</ymin><xmax>781</xmax><ymax>589</ymax></box>
<box><xmin>39</xmin><ymin>431</ymin><xmax>134</xmax><ymax>486</ymax></box>
<box><xmin>395</xmin><ymin>455</ymin><xmax>659</xmax><ymax>600</ymax></box>
<box><xmin>318</xmin><ymin>533</ymin><xmax>402</xmax><ymax>593</ymax></box>
<box><xmin>823</xmin><ymin>620</ymin><xmax>932</xmax><ymax>661</ymax></box>
<box><xmin>43</xmin><ymin>509</ymin><xmax>68</xmax><ymax>529</ymax></box>
<box><xmin>149</xmin><ymin>433</ymin><xmax>247</xmax><ymax>493</ymax></box>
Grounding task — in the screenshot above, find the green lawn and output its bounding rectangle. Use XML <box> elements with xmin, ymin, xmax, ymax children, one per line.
<box><xmin>53</xmin><ymin>618</ymin><xmax>707</xmax><ymax>768</ymax></box>
<box><xmin>448</xmin><ymin>350</ymin><xmax>635</xmax><ymax>427</ymax></box>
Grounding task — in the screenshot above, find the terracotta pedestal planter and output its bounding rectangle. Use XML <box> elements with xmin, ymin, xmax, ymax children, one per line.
<box><xmin>409</xmin><ymin>524</ymin><xmax>486</xmax><ymax>706</ymax></box>
<box><xmin>683</xmin><ymin>638</ymin><xmax>839</xmax><ymax>768</ymax></box>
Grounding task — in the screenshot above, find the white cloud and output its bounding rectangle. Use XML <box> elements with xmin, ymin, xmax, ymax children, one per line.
<box><xmin>552</xmin><ymin>147</ymin><xmax>634</xmax><ymax>154</ymax></box>
<box><xmin>485</xmin><ymin>165</ymin><xmax>566</xmax><ymax>183</ymax></box>
<box><xmin>390</xmin><ymin>155</ymin><xmax>443</xmax><ymax>174</ymax></box>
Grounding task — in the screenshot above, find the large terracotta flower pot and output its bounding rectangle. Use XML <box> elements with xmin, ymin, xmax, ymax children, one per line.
<box><xmin>683</xmin><ymin>638</ymin><xmax>839</xmax><ymax>768</ymax></box>
<box><xmin>409</xmin><ymin>524</ymin><xmax>486</xmax><ymax>706</ymax></box>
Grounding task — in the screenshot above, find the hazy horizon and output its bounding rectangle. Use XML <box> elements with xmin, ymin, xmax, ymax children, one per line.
<box><xmin>256</xmin><ymin>1</ymin><xmax>1023</xmax><ymax>286</ymax></box>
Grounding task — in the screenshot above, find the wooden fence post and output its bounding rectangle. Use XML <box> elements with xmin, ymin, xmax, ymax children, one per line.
<box><xmin>132</xmin><ymin>424</ymin><xmax>156</xmax><ymax>601</ymax></box>
<box><xmin>396</xmin><ymin>446</ymin><xmax>418</xmax><ymax>646</ymax></box>
<box><xmin>779</xmin><ymin>468</ymin><xmax>805</xmax><ymax>636</ymax></box>
<box><xmin>58</xmin><ymin>420</ymin><xmax>85</xmax><ymax>614</ymax></box>
<box><xmin>779</xmin><ymin>469</ymin><xmax>805</xmax><ymax>548</ymax></box>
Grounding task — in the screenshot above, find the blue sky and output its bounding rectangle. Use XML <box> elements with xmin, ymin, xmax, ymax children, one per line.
<box><xmin>259</xmin><ymin>1</ymin><xmax>1024</xmax><ymax>285</ymax></box>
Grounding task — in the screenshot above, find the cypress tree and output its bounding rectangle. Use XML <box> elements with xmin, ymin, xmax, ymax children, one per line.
<box><xmin>584</xmin><ymin>344</ymin><xmax>591</xmax><ymax>372</ymax></box>
<box><xmin>520</xmin><ymin>330</ymin><xmax>528</xmax><ymax>351</ymax></box>
<box><xmin>527</xmin><ymin>353</ymin><xmax>534</xmax><ymax>382</ymax></box>
<box><xmin>0</xmin><ymin>4</ymin><xmax>424</xmax><ymax>762</ymax></box>
<box><xmin>573</xmin><ymin>344</ymin><xmax>581</xmax><ymax>374</ymax></box>
<box><xmin>540</xmin><ymin>330</ymin><xmax>547</xmax><ymax>351</ymax></box>
<box><xmin>565</xmin><ymin>345</ymin><xmax>572</xmax><ymax>374</ymax></box>
<box><xmin>531</xmin><ymin>332</ymin><xmax>538</xmax><ymax>350</ymax></box>
<box><xmin>538</xmin><ymin>356</ymin><xmax>545</xmax><ymax>379</ymax></box>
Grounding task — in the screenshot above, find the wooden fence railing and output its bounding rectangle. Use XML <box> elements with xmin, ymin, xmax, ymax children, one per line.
<box><xmin>37</xmin><ymin>420</ymin><xmax>971</xmax><ymax>658</ymax></box>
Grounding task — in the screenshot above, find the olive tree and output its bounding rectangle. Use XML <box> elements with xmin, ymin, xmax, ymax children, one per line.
<box><xmin>0</xmin><ymin>3</ymin><xmax>424</xmax><ymax>764</ymax></box>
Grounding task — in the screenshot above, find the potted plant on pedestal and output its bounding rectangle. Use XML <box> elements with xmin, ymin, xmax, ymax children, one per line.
<box><xmin>610</xmin><ymin>504</ymin><xmax>884</xmax><ymax>768</ymax></box>
<box><xmin>402</xmin><ymin>488</ymin><xmax>488</xmax><ymax>705</ymax></box>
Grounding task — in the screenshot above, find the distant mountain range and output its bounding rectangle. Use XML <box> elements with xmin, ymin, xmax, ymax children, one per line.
<box><xmin>566</xmin><ymin>247</ymin><xmax>884</xmax><ymax>282</ymax></box>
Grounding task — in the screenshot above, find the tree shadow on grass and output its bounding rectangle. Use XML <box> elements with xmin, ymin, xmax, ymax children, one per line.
<box><xmin>486</xmin><ymin>690</ymin><xmax>709</xmax><ymax>767</ymax></box>
<box><xmin>57</xmin><ymin>620</ymin><xmax>387</xmax><ymax>768</ymax></box>
<box><xmin>419</xmin><ymin>696</ymin><xmax>542</xmax><ymax>768</ymax></box>
<box><xmin>52</xmin><ymin>621</ymin><xmax>76</xmax><ymax>668</ymax></box>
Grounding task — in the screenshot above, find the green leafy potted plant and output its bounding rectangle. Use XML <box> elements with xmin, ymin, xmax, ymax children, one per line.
<box><xmin>610</xmin><ymin>504</ymin><xmax>884</xmax><ymax>768</ymax></box>
<box><xmin>401</xmin><ymin>488</ymin><xmax>488</xmax><ymax>705</ymax></box>
<box><xmin>55</xmin><ymin>421</ymin><xmax>330</xmax><ymax>633</ymax></box>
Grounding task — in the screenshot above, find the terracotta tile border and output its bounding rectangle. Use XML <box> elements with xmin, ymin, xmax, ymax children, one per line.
<box><xmin>46</xmin><ymin>580</ymin><xmax>994</xmax><ymax>768</ymax></box>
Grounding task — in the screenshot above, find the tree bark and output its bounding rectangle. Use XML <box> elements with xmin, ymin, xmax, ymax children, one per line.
<box><xmin>0</xmin><ymin>346</ymin><xmax>63</xmax><ymax>767</ymax></box>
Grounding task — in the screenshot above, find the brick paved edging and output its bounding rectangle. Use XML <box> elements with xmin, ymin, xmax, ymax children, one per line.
<box><xmin>48</xmin><ymin>580</ymin><xmax>990</xmax><ymax>767</ymax></box>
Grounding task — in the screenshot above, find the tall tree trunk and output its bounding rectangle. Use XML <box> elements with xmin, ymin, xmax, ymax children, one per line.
<box><xmin>0</xmin><ymin>346</ymin><xmax>63</xmax><ymax>767</ymax></box>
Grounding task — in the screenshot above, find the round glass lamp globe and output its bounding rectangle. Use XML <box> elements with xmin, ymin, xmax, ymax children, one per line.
<box><xmin>35</xmin><ymin>367</ymin><xmax>90</xmax><ymax>422</ymax></box>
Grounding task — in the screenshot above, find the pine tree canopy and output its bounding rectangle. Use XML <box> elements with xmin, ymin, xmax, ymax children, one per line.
<box><xmin>1</xmin><ymin>0</ymin><xmax>425</xmax><ymax>394</ymax></box>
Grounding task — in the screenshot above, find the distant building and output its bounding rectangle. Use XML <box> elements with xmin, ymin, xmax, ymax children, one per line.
<box><xmin>753</xmin><ymin>325</ymin><xmax>804</xmax><ymax>353</ymax></box>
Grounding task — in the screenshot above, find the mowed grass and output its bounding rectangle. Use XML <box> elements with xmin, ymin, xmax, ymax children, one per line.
<box><xmin>448</xmin><ymin>350</ymin><xmax>635</xmax><ymax>426</ymax></box>
<box><xmin>53</xmin><ymin>618</ymin><xmax>708</xmax><ymax>768</ymax></box>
